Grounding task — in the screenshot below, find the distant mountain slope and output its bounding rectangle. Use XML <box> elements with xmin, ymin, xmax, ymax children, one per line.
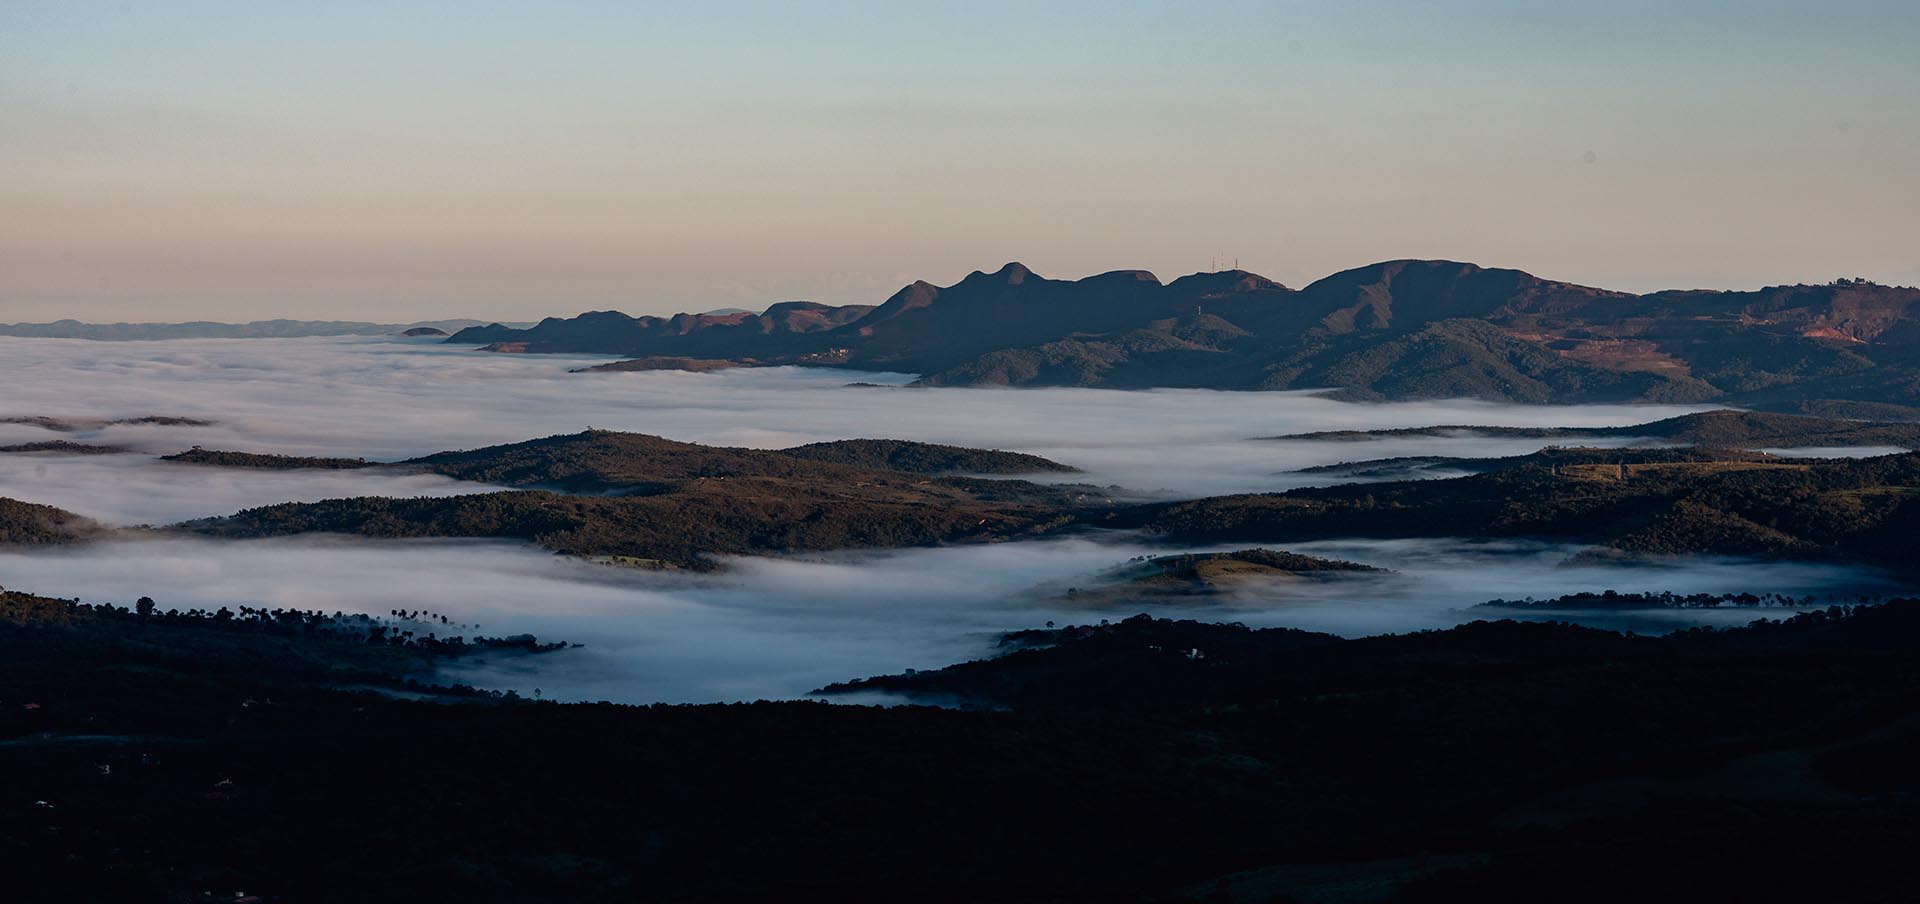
<box><xmin>454</xmin><ymin>260</ymin><xmax>1920</xmax><ymax>405</ymax></box>
<box><xmin>449</xmin><ymin>302</ymin><xmax>871</xmax><ymax>360</ymax></box>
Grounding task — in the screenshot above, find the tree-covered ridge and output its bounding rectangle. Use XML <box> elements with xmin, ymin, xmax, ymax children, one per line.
<box><xmin>155</xmin><ymin>431</ymin><xmax>1080</xmax><ymax>482</ymax></box>
<box><xmin>0</xmin><ymin>415</ymin><xmax>215</xmax><ymax>432</ymax></box>
<box><xmin>774</xmin><ymin>438</ymin><xmax>1078</xmax><ymax>474</ymax></box>
<box><xmin>0</xmin><ymin>497</ymin><xmax>106</xmax><ymax>545</ymax></box>
<box><xmin>0</xmin><ymin>440</ymin><xmax>129</xmax><ymax>455</ymax></box>
<box><xmin>1136</xmin><ymin>548</ymin><xmax>1384</xmax><ymax>579</ymax></box>
<box><xmin>1293</xmin><ymin>444</ymin><xmax>1783</xmax><ymax>480</ymax></box>
<box><xmin>818</xmin><ymin>602</ymin><xmax>1920</xmax><ymax>711</ymax></box>
<box><xmin>1268</xmin><ymin>409</ymin><xmax>1920</xmax><ymax>448</ymax></box>
<box><xmin>1474</xmin><ymin>590</ymin><xmax>1870</xmax><ymax>611</ymax></box>
<box><xmin>163</xmin><ymin>442</ymin><xmax>1920</xmax><ymax>568</ymax></box>
<box><xmin>402</xmin><ymin>429</ymin><xmax>1083</xmax><ymax>490</ymax></box>
<box><xmin>1063</xmin><ymin>548</ymin><xmax>1388</xmax><ymax>604</ymax></box>
<box><xmin>1119</xmin><ymin>449</ymin><xmax>1920</xmax><ymax>566</ymax></box>
<box><xmin>178</xmin><ymin>484</ymin><xmax>1090</xmax><ymax>570</ymax></box>
<box><xmin>12</xmin><ymin>586</ymin><xmax>1920</xmax><ymax>901</ymax></box>
<box><xmin>161</xmin><ymin>447</ymin><xmax>379</xmax><ymax>469</ymax></box>
<box><xmin>0</xmin><ymin>588</ymin><xmax>566</xmax><ymax>688</ymax></box>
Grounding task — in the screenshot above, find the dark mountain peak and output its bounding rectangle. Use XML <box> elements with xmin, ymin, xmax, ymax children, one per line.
<box><xmin>572</xmin><ymin>310</ymin><xmax>639</xmax><ymax>324</ymax></box>
<box><xmin>761</xmin><ymin>301</ymin><xmax>833</xmax><ymax>315</ymax></box>
<box><xmin>958</xmin><ymin>262</ymin><xmax>1038</xmax><ymax>287</ymax></box>
<box><xmin>993</xmin><ymin>261</ymin><xmax>1034</xmax><ymax>284</ymax></box>
<box><xmin>1166</xmin><ymin>269</ymin><xmax>1287</xmax><ymax>297</ymax></box>
<box><xmin>1299</xmin><ymin>259</ymin><xmax>1619</xmax><ymax>333</ymax></box>
<box><xmin>1305</xmin><ymin>258</ymin><xmax>1492</xmax><ymax>291</ymax></box>
<box><xmin>869</xmin><ymin>280</ymin><xmax>942</xmax><ymax>317</ymax></box>
<box><xmin>1083</xmin><ymin>269</ymin><xmax>1163</xmax><ymax>286</ymax></box>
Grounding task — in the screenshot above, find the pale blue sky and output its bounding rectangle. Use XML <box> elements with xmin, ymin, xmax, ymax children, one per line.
<box><xmin>3</xmin><ymin>1</ymin><xmax>1916</xmax><ymax>320</ymax></box>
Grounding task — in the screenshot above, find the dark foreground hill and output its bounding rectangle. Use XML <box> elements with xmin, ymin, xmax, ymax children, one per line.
<box><xmin>7</xmin><ymin>588</ymin><xmax>1920</xmax><ymax>902</ymax></box>
<box><xmin>448</xmin><ymin>260</ymin><xmax>1920</xmax><ymax>407</ymax></box>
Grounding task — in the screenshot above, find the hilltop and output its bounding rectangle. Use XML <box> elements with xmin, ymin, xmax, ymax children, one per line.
<box><xmin>0</xmin><ymin>497</ymin><xmax>108</xmax><ymax>545</ymax></box>
<box><xmin>1269</xmin><ymin>409</ymin><xmax>1920</xmax><ymax>448</ymax></box>
<box><xmin>1118</xmin><ymin>448</ymin><xmax>1920</xmax><ymax>567</ymax></box>
<box><xmin>158</xmin><ymin>432</ymin><xmax>1079</xmax><ymax>481</ymax></box>
<box><xmin>1062</xmin><ymin>548</ymin><xmax>1387</xmax><ymax>605</ymax></box>
<box><xmin>175</xmin><ymin>431</ymin><xmax>1099</xmax><ymax>568</ymax></box>
<box><xmin>776</xmin><ymin>438</ymin><xmax>1079</xmax><ymax>475</ymax></box>
<box><xmin>150</xmin><ymin>431</ymin><xmax>1920</xmax><ymax>571</ymax></box>
<box><xmin>446</xmin><ymin>260</ymin><xmax>1920</xmax><ymax>407</ymax></box>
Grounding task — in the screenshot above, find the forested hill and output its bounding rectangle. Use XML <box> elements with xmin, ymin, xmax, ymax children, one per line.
<box><xmin>0</xmin><ymin>497</ymin><xmax>106</xmax><ymax>545</ymax></box>
<box><xmin>1268</xmin><ymin>409</ymin><xmax>1920</xmax><ymax>447</ymax></box>
<box><xmin>1116</xmin><ymin>448</ymin><xmax>1920</xmax><ymax>567</ymax></box>
<box><xmin>174</xmin><ymin>431</ymin><xmax>1100</xmax><ymax>568</ymax></box>
<box><xmin>163</xmin><ymin>436</ymin><xmax>1920</xmax><ymax>570</ymax></box>
<box><xmin>448</xmin><ymin>260</ymin><xmax>1920</xmax><ymax>407</ymax></box>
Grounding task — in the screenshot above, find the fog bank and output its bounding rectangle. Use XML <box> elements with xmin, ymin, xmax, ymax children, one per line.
<box><xmin>0</xmin><ymin>535</ymin><xmax>1895</xmax><ymax>704</ymax></box>
<box><xmin>0</xmin><ymin>336</ymin><xmax>1716</xmax><ymax>501</ymax></box>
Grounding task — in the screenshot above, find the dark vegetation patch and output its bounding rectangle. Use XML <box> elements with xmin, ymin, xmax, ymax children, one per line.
<box><xmin>169</xmin><ymin>431</ymin><xmax>1106</xmax><ymax>568</ymax></box>
<box><xmin>570</xmin><ymin>356</ymin><xmax>760</xmax><ymax>373</ymax></box>
<box><xmin>1120</xmin><ymin>448</ymin><xmax>1920</xmax><ymax>567</ymax></box>
<box><xmin>0</xmin><ymin>415</ymin><xmax>215</xmax><ymax>432</ymax></box>
<box><xmin>9</xmin><ymin>592</ymin><xmax>1920</xmax><ymax>901</ymax></box>
<box><xmin>1266</xmin><ymin>409</ymin><xmax>1920</xmax><ymax>448</ymax></box>
<box><xmin>153</xmin><ymin>439</ymin><xmax>1920</xmax><ymax>570</ymax></box>
<box><xmin>0</xmin><ymin>589</ymin><xmax>568</xmax><ymax>692</ymax></box>
<box><xmin>161</xmin><ymin>447</ymin><xmax>379</xmax><ymax>470</ymax></box>
<box><xmin>0</xmin><ymin>440</ymin><xmax>129</xmax><ymax>455</ymax></box>
<box><xmin>1476</xmin><ymin>590</ymin><xmax>1877</xmax><ymax>611</ymax></box>
<box><xmin>775</xmin><ymin>438</ymin><xmax>1079</xmax><ymax>474</ymax></box>
<box><xmin>1062</xmin><ymin>548</ymin><xmax>1388</xmax><ymax>604</ymax></box>
<box><xmin>0</xmin><ymin>497</ymin><xmax>107</xmax><ymax>545</ymax></box>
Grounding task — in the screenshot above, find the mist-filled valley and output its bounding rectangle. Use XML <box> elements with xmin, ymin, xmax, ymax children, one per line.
<box><xmin>2</xmin><ymin>335</ymin><xmax>1911</xmax><ymax>704</ymax></box>
<box><xmin>14</xmin><ymin>6</ymin><xmax>1920</xmax><ymax>897</ymax></box>
<box><xmin>3</xmin><ymin>534</ymin><xmax>1899</xmax><ymax>704</ymax></box>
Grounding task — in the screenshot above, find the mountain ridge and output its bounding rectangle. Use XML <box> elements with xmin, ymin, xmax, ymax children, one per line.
<box><xmin>446</xmin><ymin>260</ymin><xmax>1920</xmax><ymax>406</ymax></box>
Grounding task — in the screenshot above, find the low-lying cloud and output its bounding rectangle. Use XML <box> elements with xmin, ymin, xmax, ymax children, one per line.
<box><xmin>0</xmin><ymin>335</ymin><xmax>1718</xmax><ymax>506</ymax></box>
<box><xmin>0</xmin><ymin>534</ymin><xmax>1897</xmax><ymax>704</ymax></box>
<box><xmin>1</xmin><ymin>335</ymin><xmax>1893</xmax><ymax>705</ymax></box>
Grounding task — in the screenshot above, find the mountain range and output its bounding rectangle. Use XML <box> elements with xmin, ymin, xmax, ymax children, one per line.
<box><xmin>448</xmin><ymin>260</ymin><xmax>1920</xmax><ymax>409</ymax></box>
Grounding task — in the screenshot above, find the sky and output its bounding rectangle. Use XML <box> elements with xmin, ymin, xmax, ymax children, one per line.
<box><xmin>3</xmin><ymin>1</ymin><xmax>1916</xmax><ymax>322</ymax></box>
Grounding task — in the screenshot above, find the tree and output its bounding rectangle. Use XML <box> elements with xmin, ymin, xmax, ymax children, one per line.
<box><xmin>136</xmin><ymin>596</ymin><xmax>155</xmax><ymax>627</ymax></box>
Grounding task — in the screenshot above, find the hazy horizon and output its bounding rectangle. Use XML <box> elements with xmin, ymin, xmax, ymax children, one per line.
<box><xmin>5</xmin><ymin>1</ymin><xmax>1917</xmax><ymax>322</ymax></box>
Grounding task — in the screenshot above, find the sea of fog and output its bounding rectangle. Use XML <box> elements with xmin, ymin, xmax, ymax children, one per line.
<box><xmin>0</xmin><ymin>535</ymin><xmax>1901</xmax><ymax>705</ymax></box>
<box><xmin>0</xmin><ymin>335</ymin><xmax>1906</xmax><ymax>703</ymax></box>
<box><xmin>0</xmin><ymin>333</ymin><xmax>1721</xmax><ymax>518</ymax></box>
